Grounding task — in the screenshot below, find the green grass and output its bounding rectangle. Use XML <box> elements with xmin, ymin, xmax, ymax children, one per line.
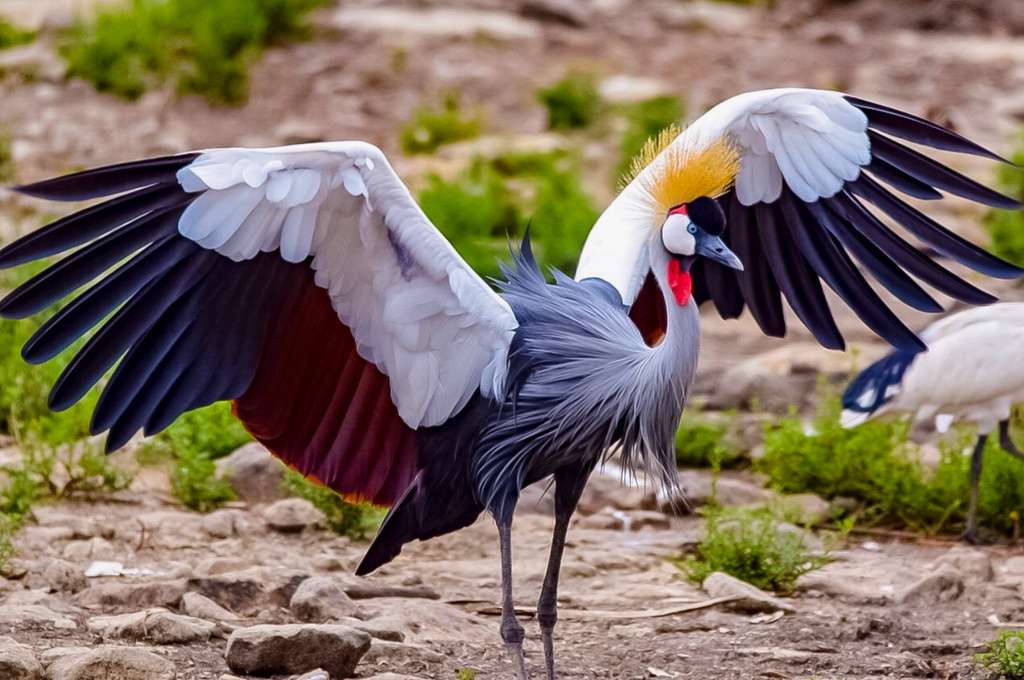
<box><xmin>537</xmin><ymin>72</ymin><xmax>603</xmax><ymax>131</ymax></box>
<box><xmin>0</xmin><ymin>129</ymin><xmax>15</xmax><ymax>185</ymax></box>
<box><xmin>418</xmin><ymin>150</ymin><xmax>599</xmax><ymax>279</ymax></box>
<box><xmin>399</xmin><ymin>93</ymin><xmax>482</xmax><ymax>155</ymax></box>
<box><xmin>758</xmin><ymin>396</ymin><xmax>1024</xmax><ymax>535</ymax></box>
<box><xmin>61</xmin><ymin>0</ymin><xmax>327</xmax><ymax>104</ymax></box>
<box><xmin>282</xmin><ymin>470</ymin><xmax>385</xmax><ymax>540</ymax></box>
<box><xmin>984</xmin><ymin>132</ymin><xmax>1024</xmax><ymax>266</ymax></box>
<box><xmin>0</xmin><ymin>18</ymin><xmax>35</xmax><ymax>51</ymax></box>
<box><xmin>977</xmin><ymin>631</ymin><xmax>1024</xmax><ymax>679</ymax></box>
<box><xmin>675</xmin><ymin>410</ymin><xmax>742</xmax><ymax>468</ymax></box>
<box><xmin>141</xmin><ymin>402</ymin><xmax>250</xmax><ymax>512</ymax></box>
<box><xmin>615</xmin><ymin>95</ymin><xmax>684</xmax><ymax>185</ymax></box>
<box><xmin>681</xmin><ymin>504</ymin><xmax>827</xmax><ymax>593</ymax></box>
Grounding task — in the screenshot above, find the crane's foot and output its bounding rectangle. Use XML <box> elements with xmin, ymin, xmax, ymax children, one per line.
<box><xmin>501</xmin><ymin>615</ymin><xmax>529</xmax><ymax>679</ymax></box>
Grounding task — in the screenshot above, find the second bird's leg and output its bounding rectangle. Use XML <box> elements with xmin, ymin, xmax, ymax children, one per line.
<box><xmin>964</xmin><ymin>433</ymin><xmax>988</xmax><ymax>545</ymax></box>
<box><xmin>999</xmin><ymin>419</ymin><xmax>1024</xmax><ymax>460</ymax></box>
<box><xmin>497</xmin><ymin>518</ymin><xmax>529</xmax><ymax>680</ymax></box>
<box><xmin>538</xmin><ymin>465</ymin><xmax>591</xmax><ymax>680</ymax></box>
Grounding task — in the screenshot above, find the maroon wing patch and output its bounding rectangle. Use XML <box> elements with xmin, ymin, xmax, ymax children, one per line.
<box><xmin>234</xmin><ymin>274</ymin><xmax>418</xmax><ymax>506</ymax></box>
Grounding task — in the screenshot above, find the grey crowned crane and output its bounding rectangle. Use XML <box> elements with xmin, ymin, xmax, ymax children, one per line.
<box><xmin>842</xmin><ymin>303</ymin><xmax>1024</xmax><ymax>544</ymax></box>
<box><xmin>1</xmin><ymin>88</ymin><xmax>1021</xmax><ymax>678</ymax></box>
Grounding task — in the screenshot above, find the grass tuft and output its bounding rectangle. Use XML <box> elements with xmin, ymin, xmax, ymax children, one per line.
<box><xmin>0</xmin><ymin>18</ymin><xmax>35</xmax><ymax>51</ymax></box>
<box><xmin>984</xmin><ymin>132</ymin><xmax>1024</xmax><ymax>266</ymax></box>
<box><xmin>977</xmin><ymin>630</ymin><xmax>1024</xmax><ymax>679</ymax></box>
<box><xmin>537</xmin><ymin>71</ymin><xmax>603</xmax><ymax>131</ymax></box>
<box><xmin>681</xmin><ymin>504</ymin><xmax>826</xmax><ymax>593</ymax></box>
<box><xmin>61</xmin><ymin>0</ymin><xmax>327</xmax><ymax>104</ymax></box>
<box><xmin>282</xmin><ymin>470</ymin><xmax>385</xmax><ymax>540</ymax></box>
<box><xmin>675</xmin><ymin>409</ymin><xmax>742</xmax><ymax>468</ymax></box>
<box><xmin>399</xmin><ymin>93</ymin><xmax>482</xmax><ymax>155</ymax></box>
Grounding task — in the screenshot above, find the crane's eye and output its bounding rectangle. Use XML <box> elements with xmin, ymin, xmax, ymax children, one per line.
<box><xmin>687</xmin><ymin>224</ymin><xmax>697</xmax><ymax>234</ymax></box>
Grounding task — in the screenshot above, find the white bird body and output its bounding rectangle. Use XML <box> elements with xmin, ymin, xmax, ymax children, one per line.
<box><xmin>845</xmin><ymin>303</ymin><xmax>1024</xmax><ymax>433</ymax></box>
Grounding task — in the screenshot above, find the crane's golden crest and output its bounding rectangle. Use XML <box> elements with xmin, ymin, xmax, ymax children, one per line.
<box><xmin>621</xmin><ymin>125</ymin><xmax>740</xmax><ymax>216</ymax></box>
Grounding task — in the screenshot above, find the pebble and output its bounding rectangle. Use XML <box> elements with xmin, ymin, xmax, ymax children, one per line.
<box><xmin>702</xmin><ymin>572</ymin><xmax>795</xmax><ymax>613</ymax></box>
<box><xmin>225</xmin><ymin>624</ymin><xmax>371</xmax><ymax>678</ymax></box>
<box><xmin>215</xmin><ymin>443</ymin><xmax>286</xmax><ymax>503</ymax></box>
<box><xmin>933</xmin><ymin>546</ymin><xmax>993</xmax><ymax>584</ymax></box>
<box><xmin>74</xmin><ymin>579</ymin><xmax>187</xmax><ymax>611</ymax></box>
<box><xmin>0</xmin><ymin>635</ymin><xmax>43</xmax><ymax>680</ymax></box>
<box><xmin>47</xmin><ymin>646</ymin><xmax>175</xmax><ymax>680</ymax></box>
<box><xmin>291</xmin><ymin>576</ymin><xmax>362</xmax><ymax>622</ymax></box>
<box><xmin>894</xmin><ymin>565</ymin><xmax>965</xmax><ymax>604</ymax></box>
<box><xmin>181</xmin><ymin>592</ymin><xmax>242</xmax><ymax>623</ymax></box>
<box><xmin>86</xmin><ymin>608</ymin><xmax>216</xmax><ymax>644</ymax></box>
<box><xmin>39</xmin><ymin>559</ymin><xmax>87</xmax><ymax>594</ymax></box>
<box><xmin>263</xmin><ymin>498</ymin><xmax>325</xmax><ymax>533</ymax></box>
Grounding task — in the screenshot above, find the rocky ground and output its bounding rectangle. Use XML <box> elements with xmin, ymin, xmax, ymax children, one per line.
<box><xmin>0</xmin><ymin>0</ymin><xmax>1024</xmax><ymax>678</ymax></box>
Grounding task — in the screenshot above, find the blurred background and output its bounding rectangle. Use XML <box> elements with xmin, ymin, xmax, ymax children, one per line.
<box><xmin>1</xmin><ymin>1</ymin><xmax>1024</xmax><ymax>678</ymax></box>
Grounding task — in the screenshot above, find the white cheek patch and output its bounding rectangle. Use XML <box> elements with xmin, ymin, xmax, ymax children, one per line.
<box><xmin>662</xmin><ymin>214</ymin><xmax>695</xmax><ymax>256</ymax></box>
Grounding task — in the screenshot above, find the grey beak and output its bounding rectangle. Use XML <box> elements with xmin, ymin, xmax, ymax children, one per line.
<box><xmin>697</xmin><ymin>235</ymin><xmax>744</xmax><ymax>271</ymax></box>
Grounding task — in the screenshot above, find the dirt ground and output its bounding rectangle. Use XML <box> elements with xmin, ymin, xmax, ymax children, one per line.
<box><xmin>1</xmin><ymin>0</ymin><xmax>1024</xmax><ymax>678</ymax></box>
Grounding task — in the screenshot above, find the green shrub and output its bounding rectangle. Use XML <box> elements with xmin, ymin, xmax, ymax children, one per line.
<box><xmin>418</xmin><ymin>150</ymin><xmax>598</xmax><ymax>279</ymax></box>
<box><xmin>758</xmin><ymin>396</ymin><xmax>1024</xmax><ymax>535</ymax></box>
<box><xmin>0</xmin><ymin>18</ymin><xmax>35</xmax><ymax>51</ymax></box>
<box><xmin>0</xmin><ymin>129</ymin><xmax>14</xmax><ymax>184</ymax></box>
<box><xmin>61</xmin><ymin>0</ymin><xmax>326</xmax><ymax>104</ymax></box>
<box><xmin>984</xmin><ymin>132</ymin><xmax>1024</xmax><ymax>266</ymax></box>
<box><xmin>615</xmin><ymin>95</ymin><xmax>684</xmax><ymax>185</ymax></box>
<box><xmin>681</xmin><ymin>505</ymin><xmax>826</xmax><ymax>593</ymax></box>
<box><xmin>282</xmin><ymin>470</ymin><xmax>385</xmax><ymax>540</ymax></box>
<box><xmin>675</xmin><ymin>410</ymin><xmax>742</xmax><ymax>468</ymax></box>
<box><xmin>141</xmin><ymin>402</ymin><xmax>250</xmax><ymax>511</ymax></box>
<box><xmin>977</xmin><ymin>630</ymin><xmax>1024</xmax><ymax>679</ymax></box>
<box><xmin>537</xmin><ymin>72</ymin><xmax>602</xmax><ymax>131</ymax></box>
<box><xmin>399</xmin><ymin>94</ymin><xmax>482</xmax><ymax>155</ymax></box>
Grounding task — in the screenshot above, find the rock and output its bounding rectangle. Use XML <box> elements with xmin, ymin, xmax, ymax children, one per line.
<box><xmin>894</xmin><ymin>565</ymin><xmax>965</xmax><ymax>604</ymax></box>
<box><xmin>778</xmin><ymin>493</ymin><xmax>831</xmax><ymax>525</ymax></box>
<box><xmin>362</xmin><ymin>640</ymin><xmax>445</xmax><ymax>665</ymax></box>
<box><xmin>0</xmin><ymin>603</ymin><xmax>77</xmax><ymax>630</ymax></box>
<box><xmin>62</xmin><ymin>537</ymin><xmax>118</xmax><ymax>562</ymax></box>
<box><xmin>933</xmin><ymin>546</ymin><xmax>993</xmax><ymax>584</ymax></box>
<box><xmin>575</xmin><ymin>507</ymin><xmax>626</xmax><ymax>531</ymax></box>
<box><xmin>181</xmin><ymin>592</ymin><xmax>241</xmax><ymax>623</ymax></box>
<box><xmin>0</xmin><ymin>636</ymin><xmax>42</xmax><ymax>679</ymax></box>
<box><xmin>577</xmin><ymin>466</ymin><xmax>658</xmax><ymax>515</ymax></box>
<box><xmin>342</xmin><ymin>581</ymin><xmax>440</xmax><ymax>601</ymax></box>
<box><xmin>188</xmin><ymin>567</ymin><xmax>308</xmax><ymax>614</ymax></box>
<box><xmin>30</xmin><ymin>509</ymin><xmax>101</xmax><ymax>539</ymax></box>
<box><xmin>215</xmin><ymin>443</ymin><xmax>286</xmax><ymax>503</ymax></box>
<box><xmin>598</xmin><ymin>75</ymin><xmax>671</xmax><ymax>104</ymax></box>
<box><xmin>671</xmin><ymin>470</ymin><xmax>771</xmax><ymax>512</ymax></box>
<box><xmin>225</xmin><ymin>624</ymin><xmax>371</xmax><ymax>678</ymax></box>
<box><xmin>331</xmin><ymin>7</ymin><xmax>540</xmax><ymax>41</ymax></box>
<box><xmin>40</xmin><ymin>559</ymin><xmax>87</xmax><ymax>594</ymax></box>
<box><xmin>362</xmin><ymin>675</ymin><xmax>428</xmax><ymax>680</ymax></box>
<box><xmin>291</xmin><ymin>577</ymin><xmax>361</xmax><ymax>622</ymax></box>
<box><xmin>74</xmin><ymin>579</ymin><xmax>187</xmax><ymax>611</ymax></box>
<box><xmin>274</xmin><ymin>119</ymin><xmax>328</xmax><ymax>146</ymax></box>
<box><xmin>201</xmin><ymin>509</ymin><xmax>257</xmax><ymax>539</ymax></box>
<box><xmin>624</xmin><ymin>510</ymin><xmax>671</xmax><ymax>530</ymax></box>
<box><xmin>263</xmin><ymin>498</ymin><xmax>324</xmax><ymax>533</ymax></box>
<box><xmin>87</xmin><ymin>608</ymin><xmax>216</xmax><ymax>644</ymax></box>
<box><xmin>356</xmin><ymin>599</ymin><xmax>492</xmax><ymax>644</ymax></box>
<box><xmin>519</xmin><ymin>0</ymin><xmax>590</xmax><ymax>27</ymax></box>
<box><xmin>294</xmin><ymin>670</ymin><xmax>330</xmax><ymax>680</ymax></box>
<box><xmin>348</xmin><ymin>617</ymin><xmax>405</xmax><ymax>642</ymax></box>
<box><xmin>656</xmin><ymin>0</ymin><xmax>754</xmax><ymax>35</ymax></box>
<box><xmin>702</xmin><ymin>572</ymin><xmax>795</xmax><ymax>613</ymax></box>
<box><xmin>46</xmin><ymin>646</ymin><xmax>175</xmax><ymax>680</ymax></box>
<box><xmin>193</xmin><ymin>557</ymin><xmax>250</xmax><ymax>577</ymax></box>
<box><xmin>312</xmin><ymin>554</ymin><xmax>347</xmax><ymax>572</ymax></box>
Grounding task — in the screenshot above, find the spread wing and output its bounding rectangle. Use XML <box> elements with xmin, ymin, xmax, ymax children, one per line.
<box><xmin>579</xmin><ymin>88</ymin><xmax>1023</xmax><ymax>351</ymax></box>
<box><xmin>1</xmin><ymin>142</ymin><xmax>517</xmax><ymax>504</ymax></box>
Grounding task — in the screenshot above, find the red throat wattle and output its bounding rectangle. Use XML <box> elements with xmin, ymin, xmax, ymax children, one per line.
<box><xmin>667</xmin><ymin>259</ymin><xmax>692</xmax><ymax>306</ymax></box>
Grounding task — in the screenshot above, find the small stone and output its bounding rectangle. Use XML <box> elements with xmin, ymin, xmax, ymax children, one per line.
<box><xmin>349</xmin><ymin>617</ymin><xmax>405</xmax><ymax>642</ymax></box>
<box><xmin>87</xmin><ymin>608</ymin><xmax>216</xmax><ymax>644</ymax></box>
<box><xmin>934</xmin><ymin>546</ymin><xmax>993</xmax><ymax>584</ymax></box>
<box><xmin>264</xmin><ymin>498</ymin><xmax>325</xmax><ymax>533</ymax></box>
<box><xmin>62</xmin><ymin>537</ymin><xmax>118</xmax><ymax>562</ymax></box>
<box><xmin>342</xmin><ymin>581</ymin><xmax>440</xmax><ymax>601</ymax></box>
<box><xmin>362</xmin><ymin>675</ymin><xmax>428</xmax><ymax>680</ymax></box>
<box><xmin>47</xmin><ymin>646</ymin><xmax>175</xmax><ymax>680</ymax></box>
<box><xmin>362</xmin><ymin>640</ymin><xmax>445</xmax><ymax>665</ymax></box>
<box><xmin>624</xmin><ymin>510</ymin><xmax>671</xmax><ymax>530</ymax></box>
<box><xmin>312</xmin><ymin>555</ymin><xmax>347</xmax><ymax>572</ymax></box>
<box><xmin>894</xmin><ymin>565</ymin><xmax>965</xmax><ymax>604</ymax></box>
<box><xmin>216</xmin><ymin>443</ymin><xmax>286</xmax><ymax>503</ymax></box>
<box><xmin>519</xmin><ymin>0</ymin><xmax>590</xmax><ymax>27</ymax></box>
<box><xmin>273</xmin><ymin>119</ymin><xmax>328</xmax><ymax>145</ymax></box>
<box><xmin>702</xmin><ymin>572</ymin><xmax>795</xmax><ymax>613</ymax></box>
<box><xmin>74</xmin><ymin>579</ymin><xmax>187</xmax><ymax>611</ymax></box>
<box><xmin>188</xmin><ymin>567</ymin><xmax>308</xmax><ymax>614</ymax></box>
<box><xmin>181</xmin><ymin>592</ymin><xmax>241</xmax><ymax>623</ymax></box>
<box><xmin>0</xmin><ymin>603</ymin><xmax>77</xmax><ymax>630</ymax></box>
<box><xmin>291</xmin><ymin>577</ymin><xmax>361</xmax><ymax>622</ymax></box>
<box><xmin>40</xmin><ymin>559</ymin><xmax>87</xmax><ymax>593</ymax></box>
<box><xmin>575</xmin><ymin>507</ymin><xmax>625</xmax><ymax>531</ymax></box>
<box><xmin>671</xmin><ymin>471</ymin><xmax>770</xmax><ymax>512</ymax></box>
<box><xmin>778</xmin><ymin>493</ymin><xmax>831</xmax><ymax>525</ymax></box>
<box><xmin>0</xmin><ymin>636</ymin><xmax>43</xmax><ymax>680</ymax></box>
<box><xmin>225</xmin><ymin>624</ymin><xmax>370</xmax><ymax>678</ymax></box>
<box><xmin>201</xmin><ymin>510</ymin><xmax>245</xmax><ymax>539</ymax></box>
<box><xmin>194</xmin><ymin>557</ymin><xmax>250</xmax><ymax>577</ymax></box>
<box><xmin>294</xmin><ymin>670</ymin><xmax>330</xmax><ymax>680</ymax></box>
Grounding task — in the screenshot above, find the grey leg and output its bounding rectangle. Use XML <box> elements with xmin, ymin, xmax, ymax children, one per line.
<box><xmin>498</xmin><ymin>519</ymin><xmax>528</xmax><ymax>680</ymax></box>
<box><xmin>538</xmin><ymin>465</ymin><xmax>591</xmax><ymax>680</ymax></box>
<box><xmin>999</xmin><ymin>419</ymin><xmax>1024</xmax><ymax>460</ymax></box>
<box><xmin>965</xmin><ymin>433</ymin><xmax>988</xmax><ymax>545</ymax></box>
